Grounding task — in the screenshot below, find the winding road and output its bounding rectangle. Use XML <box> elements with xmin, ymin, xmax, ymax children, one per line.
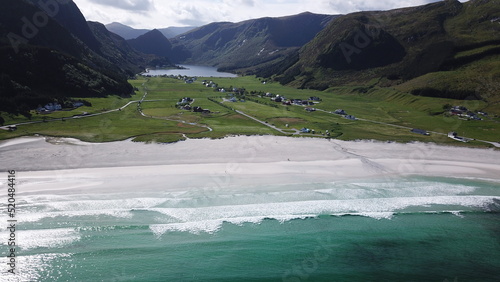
<box><xmin>1</xmin><ymin>86</ymin><xmax>213</xmax><ymax>133</ymax></box>
<box><xmin>2</xmin><ymin>81</ymin><xmax>499</xmax><ymax>148</ymax></box>
<box><xmin>314</xmin><ymin>108</ymin><xmax>500</xmax><ymax>148</ymax></box>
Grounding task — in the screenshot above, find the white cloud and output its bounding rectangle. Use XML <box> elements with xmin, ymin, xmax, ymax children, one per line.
<box><xmin>87</xmin><ymin>0</ymin><xmax>153</xmax><ymax>11</ymax></box>
<box><xmin>72</xmin><ymin>0</ymin><xmax>468</xmax><ymax>29</ymax></box>
<box><xmin>315</xmin><ymin>0</ymin><xmax>444</xmax><ymax>13</ymax></box>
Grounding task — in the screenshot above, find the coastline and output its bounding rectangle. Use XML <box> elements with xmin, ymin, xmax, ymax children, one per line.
<box><xmin>1</xmin><ymin>135</ymin><xmax>500</xmax><ymax>195</ymax></box>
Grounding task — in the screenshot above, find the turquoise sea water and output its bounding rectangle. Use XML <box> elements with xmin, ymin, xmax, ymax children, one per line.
<box><xmin>2</xmin><ymin>175</ymin><xmax>500</xmax><ymax>281</ymax></box>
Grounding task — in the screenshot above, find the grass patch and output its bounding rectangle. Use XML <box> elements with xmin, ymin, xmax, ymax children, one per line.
<box><xmin>1</xmin><ymin>75</ymin><xmax>499</xmax><ymax>147</ymax></box>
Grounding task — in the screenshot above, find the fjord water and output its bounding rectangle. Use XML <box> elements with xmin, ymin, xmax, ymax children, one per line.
<box><xmin>144</xmin><ymin>65</ymin><xmax>238</xmax><ymax>77</ymax></box>
<box><xmin>2</xmin><ymin>176</ymin><xmax>500</xmax><ymax>281</ymax></box>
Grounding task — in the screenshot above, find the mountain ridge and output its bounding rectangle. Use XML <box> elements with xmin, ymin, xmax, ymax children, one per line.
<box><xmin>127</xmin><ymin>29</ymin><xmax>173</xmax><ymax>60</ymax></box>
<box><xmin>170</xmin><ymin>12</ymin><xmax>338</xmax><ymax>73</ymax></box>
<box><xmin>88</xmin><ymin>22</ymin><xmax>172</xmax><ymax>74</ymax></box>
<box><xmin>24</xmin><ymin>0</ymin><xmax>101</xmax><ymax>51</ymax></box>
<box><xmin>2</xmin><ymin>0</ymin><xmax>499</xmax><ymax>118</ymax></box>
<box><xmin>0</xmin><ymin>0</ymin><xmax>171</xmax><ymax>116</ymax></box>
<box><xmin>105</xmin><ymin>22</ymin><xmax>197</xmax><ymax>39</ymax></box>
<box><xmin>266</xmin><ymin>0</ymin><xmax>500</xmax><ymax>103</ymax></box>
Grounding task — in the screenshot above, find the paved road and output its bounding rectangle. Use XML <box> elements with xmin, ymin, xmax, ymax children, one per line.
<box><xmin>0</xmin><ymin>99</ymin><xmax>169</xmax><ymax>130</ymax></box>
<box><xmin>314</xmin><ymin>108</ymin><xmax>500</xmax><ymax>148</ymax></box>
<box><xmin>235</xmin><ymin>110</ymin><xmax>289</xmax><ymax>134</ymax></box>
<box><xmin>0</xmin><ymin>83</ymin><xmax>212</xmax><ymax>134</ymax></box>
<box><xmin>3</xmin><ymin>85</ymin><xmax>499</xmax><ymax>147</ymax></box>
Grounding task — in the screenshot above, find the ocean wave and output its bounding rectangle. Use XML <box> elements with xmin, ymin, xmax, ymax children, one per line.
<box><xmin>39</xmin><ymin>197</ymin><xmax>167</xmax><ymax>212</ymax></box>
<box><xmin>9</xmin><ymin>197</ymin><xmax>168</xmax><ymax>224</ymax></box>
<box><xmin>1</xmin><ymin>228</ymin><xmax>81</xmax><ymax>251</ymax></box>
<box><xmin>150</xmin><ymin>214</ymin><xmax>316</xmax><ymax>237</ymax></box>
<box><xmin>148</xmin><ymin>209</ymin><xmax>480</xmax><ymax>237</ymax></box>
<box><xmin>147</xmin><ymin>195</ymin><xmax>499</xmax><ymax>235</ymax></box>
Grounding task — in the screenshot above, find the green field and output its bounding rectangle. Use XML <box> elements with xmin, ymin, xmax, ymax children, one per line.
<box><xmin>1</xmin><ymin>76</ymin><xmax>499</xmax><ymax>147</ymax></box>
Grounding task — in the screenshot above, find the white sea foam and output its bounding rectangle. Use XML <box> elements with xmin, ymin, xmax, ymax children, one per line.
<box><xmin>148</xmin><ymin>195</ymin><xmax>499</xmax><ymax>236</ymax></box>
<box><xmin>16</xmin><ymin>228</ymin><xmax>80</xmax><ymax>250</ymax></box>
<box><xmin>450</xmin><ymin>211</ymin><xmax>465</xmax><ymax>218</ymax></box>
<box><xmin>42</xmin><ymin>197</ymin><xmax>167</xmax><ymax>211</ymax></box>
<box><xmin>150</xmin><ymin>214</ymin><xmax>316</xmax><ymax>237</ymax></box>
<box><xmin>151</xmin><ymin>220</ymin><xmax>223</xmax><ymax>236</ymax></box>
<box><xmin>12</xmin><ymin>197</ymin><xmax>167</xmax><ymax>223</ymax></box>
<box><xmin>347</xmin><ymin>181</ymin><xmax>478</xmax><ymax>198</ymax></box>
<box><xmin>0</xmin><ymin>228</ymin><xmax>80</xmax><ymax>251</ymax></box>
<box><xmin>356</xmin><ymin>212</ymin><xmax>395</xmax><ymax>220</ymax></box>
<box><xmin>16</xmin><ymin>209</ymin><xmax>135</xmax><ymax>223</ymax></box>
<box><xmin>8</xmin><ymin>174</ymin><xmax>498</xmax><ymax>236</ymax></box>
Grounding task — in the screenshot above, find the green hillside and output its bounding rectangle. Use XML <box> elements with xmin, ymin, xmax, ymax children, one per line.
<box><xmin>267</xmin><ymin>0</ymin><xmax>499</xmax><ymax>104</ymax></box>
<box><xmin>88</xmin><ymin>22</ymin><xmax>172</xmax><ymax>75</ymax></box>
<box><xmin>170</xmin><ymin>12</ymin><xmax>336</xmax><ymax>73</ymax></box>
<box><xmin>0</xmin><ymin>0</ymin><xmax>169</xmax><ymax>117</ymax></box>
<box><xmin>2</xmin><ymin>76</ymin><xmax>498</xmax><ymax>147</ymax></box>
<box><xmin>127</xmin><ymin>29</ymin><xmax>174</xmax><ymax>60</ymax></box>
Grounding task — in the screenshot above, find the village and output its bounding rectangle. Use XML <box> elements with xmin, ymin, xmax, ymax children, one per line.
<box><xmin>448</xmin><ymin>105</ymin><xmax>488</xmax><ymax>121</ymax></box>
<box><xmin>3</xmin><ymin>75</ymin><xmax>498</xmax><ymax>148</ymax></box>
<box><xmin>36</xmin><ymin>101</ymin><xmax>86</xmax><ymax>114</ymax></box>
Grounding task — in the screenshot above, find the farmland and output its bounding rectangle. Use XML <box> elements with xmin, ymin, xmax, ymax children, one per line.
<box><xmin>1</xmin><ymin>75</ymin><xmax>499</xmax><ymax>148</ymax></box>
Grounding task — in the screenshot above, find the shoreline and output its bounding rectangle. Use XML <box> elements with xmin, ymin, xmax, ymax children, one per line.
<box><xmin>1</xmin><ymin>135</ymin><xmax>500</xmax><ymax>195</ymax></box>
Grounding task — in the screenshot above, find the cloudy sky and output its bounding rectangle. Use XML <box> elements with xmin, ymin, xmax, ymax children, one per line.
<box><xmin>72</xmin><ymin>0</ymin><xmax>466</xmax><ymax>29</ymax></box>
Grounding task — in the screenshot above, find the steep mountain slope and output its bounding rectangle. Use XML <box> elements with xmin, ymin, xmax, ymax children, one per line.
<box><xmin>171</xmin><ymin>12</ymin><xmax>336</xmax><ymax>73</ymax></box>
<box><xmin>19</xmin><ymin>1</ymin><xmax>172</xmax><ymax>75</ymax></box>
<box><xmin>127</xmin><ymin>29</ymin><xmax>173</xmax><ymax>60</ymax></box>
<box><xmin>0</xmin><ymin>0</ymin><xmax>133</xmax><ymax>116</ymax></box>
<box><xmin>270</xmin><ymin>0</ymin><xmax>500</xmax><ymax>98</ymax></box>
<box><xmin>88</xmin><ymin>22</ymin><xmax>172</xmax><ymax>75</ymax></box>
<box><xmin>25</xmin><ymin>0</ymin><xmax>101</xmax><ymax>51</ymax></box>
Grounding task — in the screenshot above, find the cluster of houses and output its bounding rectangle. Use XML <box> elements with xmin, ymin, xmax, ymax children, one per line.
<box><xmin>202</xmin><ymin>80</ymin><xmax>218</xmax><ymax>88</ymax></box>
<box><xmin>225</xmin><ymin>96</ymin><xmax>245</xmax><ymax>103</ymax></box>
<box><xmin>193</xmin><ymin>107</ymin><xmax>211</xmax><ymax>114</ymax></box>
<box><xmin>176</xmin><ymin>97</ymin><xmax>210</xmax><ymax>113</ymax></box>
<box><xmin>177</xmin><ymin>97</ymin><xmax>193</xmax><ymax>105</ymax></box>
<box><xmin>144</xmin><ymin>74</ymin><xmax>197</xmax><ymax>83</ymax></box>
<box><xmin>179</xmin><ymin>105</ymin><xmax>210</xmax><ymax>114</ymax></box>
<box><xmin>269</xmin><ymin>93</ymin><xmax>321</xmax><ymax>105</ymax></box>
<box><xmin>36</xmin><ymin>102</ymin><xmax>84</xmax><ymax>113</ymax></box>
<box><xmin>177</xmin><ymin>97</ymin><xmax>193</xmax><ymax>110</ymax></box>
<box><xmin>333</xmin><ymin>109</ymin><xmax>357</xmax><ymax>120</ymax></box>
<box><xmin>449</xmin><ymin>106</ymin><xmax>486</xmax><ymax>121</ymax></box>
<box><xmin>219</xmin><ymin>87</ymin><xmax>245</xmax><ymax>94</ymax></box>
<box><xmin>266</xmin><ymin>93</ymin><xmax>323</xmax><ymax>112</ymax></box>
<box><xmin>410</xmin><ymin>128</ymin><xmax>472</xmax><ymax>143</ymax></box>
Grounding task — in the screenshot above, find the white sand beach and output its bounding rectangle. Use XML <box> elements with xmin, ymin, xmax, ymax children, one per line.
<box><xmin>1</xmin><ymin>136</ymin><xmax>500</xmax><ymax>194</ymax></box>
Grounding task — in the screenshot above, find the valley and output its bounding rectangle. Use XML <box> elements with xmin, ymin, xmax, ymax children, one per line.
<box><xmin>2</xmin><ymin>75</ymin><xmax>498</xmax><ymax>148</ymax></box>
<box><xmin>1</xmin><ymin>0</ymin><xmax>499</xmax><ymax>148</ymax></box>
<box><xmin>2</xmin><ymin>2</ymin><xmax>500</xmax><ymax>281</ymax></box>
